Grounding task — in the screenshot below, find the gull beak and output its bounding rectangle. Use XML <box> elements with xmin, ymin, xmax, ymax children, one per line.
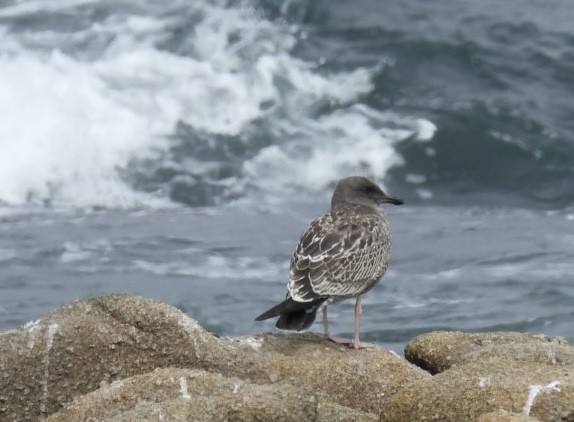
<box><xmin>380</xmin><ymin>194</ymin><xmax>404</xmax><ymax>206</ymax></box>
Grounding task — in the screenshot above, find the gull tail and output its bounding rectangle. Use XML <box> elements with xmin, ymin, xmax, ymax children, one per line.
<box><xmin>255</xmin><ymin>297</ymin><xmax>327</xmax><ymax>331</ymax></box>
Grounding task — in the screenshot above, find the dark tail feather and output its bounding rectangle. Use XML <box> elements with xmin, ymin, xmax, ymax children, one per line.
<box><xmin>275</xmin><ymin>307</ymin><xmax>318</xmax><ymax>331</ymax></box>
<box><xmin>255</xmin><ymin>297</ymin><xmax>327</xmax><ymax>332</ymax></box>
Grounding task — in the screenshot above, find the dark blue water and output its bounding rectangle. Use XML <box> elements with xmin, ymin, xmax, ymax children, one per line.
<box><xmin>0</xmin><ymin>0</ymin><xmax>572</xmax><ymax>352</ymax></box>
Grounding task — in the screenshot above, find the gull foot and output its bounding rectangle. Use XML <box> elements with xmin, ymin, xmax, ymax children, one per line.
<box><xmin>325</xmin><ymin>335</ymin><xmax>375</xmax><ymax>349</ymax></box>
<box><xmin>350</xmin><ymin>341</ymin><xmax>375</xmax><ymax>349</ymax></box>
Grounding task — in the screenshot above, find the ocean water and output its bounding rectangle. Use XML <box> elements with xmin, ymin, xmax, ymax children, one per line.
<box><xmin>0</xmin><ymin>0</ymin><xmax>573</xmax><ymax>353</ymax></box>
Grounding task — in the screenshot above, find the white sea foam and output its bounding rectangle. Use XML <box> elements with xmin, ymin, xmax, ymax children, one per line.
<box><xmin>486</xmin><ymin>262</ymin><xmax>574</xmax><ymax>282</ymax></box>
<box><xmin>133</xmin><ymin>255</ymin><xmax>281</xmax><ymax>280</ymax></box>
<box><xmin>0</xmin><ymin>248</ymin><xmax>16</xmax><ymax>262</ymax></box>
<box><xmin>59</xmin><ymin>239</ymin><xmax>112</xmax><ymax>264</ymax></box>
<box><xmin>241</xmin><ymin>106</ymin><xmax>429</xmax><ymax>206</ymax></box>
<box><xmin>0</xmin><ymin>1</ymin><xmax>435</xmax><ymax>210</ymax></box>
<box><xmin>414</xmin><ymin>119</ymin><xmax>437</xmax><ymax>141</ymax></box>
<box><xmin>0</xmin><ymin>0</ymin><xmax>96</xmax><ymax>18</ymax></box>
<box><xmin>415</xmin><ymin>188</ymin><xmax>434</xmax><ymax>200</ymax></box>
<box><xmin>59</xmin><ymin>242</ymin><xmax>93</xmax><ymax>263</ymax></box>
<box><xmin>0</xmin><ymin>49</ymin><xmax>168</xmax><ymax>208</ymax></box>
<box><xmin>405</xmin><ymin>173</ymin><xmax>427</xmax><ymax>184</ymax></box>
<box><xmin>422</xmin><ymin>268</ymin><xmax>462</xmax><ymax>281</ymax></box>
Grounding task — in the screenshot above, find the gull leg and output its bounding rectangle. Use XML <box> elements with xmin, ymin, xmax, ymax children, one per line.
<box><xmin>352</xmin><ymin>296</ymin><xmax>375</xmax><ymax>349</ymax></box>
<box><xmin>323</xmin><ymin>302</ymin><xmax>372</xmax><ymax>348</ymax></box>
<box><xmin>323</xmin><ymin>304</ymin><xmax>354</xmax><ymax>345</ymax></box>
<box><xmin>322</xmin><ymin>305</ymin><xmax>330</xmax><ymax>337</ymax></box>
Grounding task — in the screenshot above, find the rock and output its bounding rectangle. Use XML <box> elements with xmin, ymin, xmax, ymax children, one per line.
<box><xmin>237</xmin><ymin>332</ymin><xmax>430</xmax><ymax>415</ymax></box>
<box><xmin>4</xmin><ymin>295</ymin><xmax>571</xmax><ymax>422</ymax></box>
<box><xmin>0</xmin><ymin>294</ymin><xmax>234</xmax><ymax>420</ymax></box>
<box><xmin>404</xmin><ymin>331</ymin><xmax>574</xmax><ymax>374</ymax></box>
<box><xmin>386</xmin><ymin>332</ymin><xmax>574</xmax><ymax>421</ymax></box>
<box><xmin>0</xmin><ymin>294</ymin><xmax>428</xmax><ymax>420</ymax></box>
<box><xmin>477</xmin><ymin>409</ymin><xmax>542</xmax><ymax>422</ymax></box>
<box><xmin>379</xmin><ymin>360</ymin><xmax>574</xmax><ymax>422</ymax></box>
<box><xmin>48</xmin><ymin>368</ymin><xmax>376</xmax><ymax>422</ymax></box>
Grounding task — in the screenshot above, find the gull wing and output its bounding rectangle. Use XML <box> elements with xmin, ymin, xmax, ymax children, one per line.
<box><xmin>288</xmin><ymin>206</ymin><xmax>390</xmax><ymax>301</ymax></box>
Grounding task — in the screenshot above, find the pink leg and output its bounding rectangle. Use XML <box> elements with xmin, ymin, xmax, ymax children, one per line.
<box><xmin>322</xmin><ymin>305</ymin><xmax>330</xmax><ymax>336</ymax></box>
<box><xmin>352</xmin><ymin>297</ymin><xmax>375</xmax><ymax>349</ymax></box>
<box><xmin>323</xmin><ymin>305</ymin><xmax>354</xmax><ymax>345</ymax></box>
<box><xmin>322</xmin><ymin>300</ymin><xmax>374</xmax><ymax>349</ymax></box>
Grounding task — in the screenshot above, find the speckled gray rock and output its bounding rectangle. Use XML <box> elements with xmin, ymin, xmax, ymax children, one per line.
<box><xmin>0</xmin><ymin>294</ymin><xmax>238</xmax><ymax>420</ymax></box>
<box><xmin>241</xmin><ymin>332</ymin><xmax>429</xmax><ymax>414</ymax></box>
<box><xmin>7</xmin><ymin>295</ymin><xmax>571</xmax><ymax>422</ymax></box>
<box><xmin>0</xmin><ymin>294</ymin><xmax>428</xmax><ymax>420</ymax></box>
<box><xmin>48</xmin><ymin>368</ymin><xmax>377</xmax><ymax>422</ymax></box>
<box><xmin>379</xmin><ymin>360</ymin><xmax>574</xmax><ymax>422</ymax></box>
<box><xmin>476</xmin><ymin>409</ymin><xmax>542</xmax><ymax>422</ymax></box>
<box><xmin>404</xmin><ymin>331</ymin><xmax>573</xmax><ymax>374</ymax></box>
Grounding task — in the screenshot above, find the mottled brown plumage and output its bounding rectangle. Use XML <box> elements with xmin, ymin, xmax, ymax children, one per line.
<box><xmin>256</xmin><ymin>176</ymin><xmax>403</xmax><ymax>349</ymax></box>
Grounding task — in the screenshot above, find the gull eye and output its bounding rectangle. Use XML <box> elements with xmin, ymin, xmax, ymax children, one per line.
<box><xmin>364</xmin><ymin>185</ymin><xmax>376</xmax><ymax>193</ymax></box>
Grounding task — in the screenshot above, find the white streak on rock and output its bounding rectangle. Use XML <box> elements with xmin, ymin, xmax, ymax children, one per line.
<box><xmin>175</xmin><ymin>313</ymin><xmax>204</xmax><ymax>361</ymax></box>
<box><xmin>40</xmin><ymin>323</ymin><xmax>59</xmax><ymax>414</ymax></box>
<box><xmin>179</xmin><ymin>377</ymin><xmax>191</xmax><ymax>400</ymax></box>
<box><xmin>24</xmin><ymin>319</ymin><xmax>41</xmax><ymax>349</ymax></box>
<box><xmin>522</xmin><ymin>380</ymin><xmax>561</xmax><ymax>415</ymax></box>
<box><xmin>544</xmin><ymin>344</ymin><xmax>557</xmax><ymax>365</ymax></box>
<box><xmin>177</xmin><ymin>315</ymin><xmax>202</xmax><ymax>335</ymax></box>
<box><xmin>240</xmin><ymin>336</ymin><xmax>263</xmax><ymax>350</ymax></box>
<box><xmin>45</xmin><ymin>323</ymin><xmax>58</xmax><ymax>349</ymax></box>
<box><xmin>24</xmin><ymin>319</ymin><xmax>41</xmax><ymax>329</ymax></box>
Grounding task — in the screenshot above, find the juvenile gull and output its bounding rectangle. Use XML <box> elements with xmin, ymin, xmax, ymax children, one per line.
<box><xmin>255</xmin><ymin>176</ymin><xmax>403</xmax><ymax>349</ymax></box>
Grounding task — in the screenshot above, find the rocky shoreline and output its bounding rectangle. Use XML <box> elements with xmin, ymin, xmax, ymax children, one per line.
<box><xmin>0</xmin><ymin>294</ymin><xmax>572</xmax><ymax>421</ymax></box>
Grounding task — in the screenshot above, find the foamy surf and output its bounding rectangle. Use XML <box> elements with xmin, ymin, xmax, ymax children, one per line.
<box><xmin>0</xmin><ymin>0</ymin><xmax>434</xmax><ymax>211</ymax></box>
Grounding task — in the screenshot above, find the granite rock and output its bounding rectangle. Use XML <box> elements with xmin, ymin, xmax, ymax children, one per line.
<box><xmin>3</xmin><ymin>295</ymin><xmax>572</xmax><ymax>422</ymax></box>
<box><xmin>239</xmin><ymin>331</ymin><xmax>429</xmax><ymax>414</ymax></box>
<box><xmin>0</xmin><ymin>294</ymin><xmax>235</xmax><ymax>420</ymax></box>
<box><xmin>404</xmin><ymin>331</ymin><xmax>573</xmax><ymax>375</ymax></box>
<box><xmin>0</xmin><ymin>294</ymin><xmax>427</xmax><ymax>420</ymax></box>
<box><xmin>379</xmin><ymin>358</ymin><xmax>574</xmax><ymax>421</ymax></box>
<box><xmin>476</xmin><ymin>409</ymin><xmax>542</xmax><ymax>422</ymax></box>
<box><xmin>48</xmin><ymin>367</ymin><xmax>376</xmax><ymax>422</ymax></box>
